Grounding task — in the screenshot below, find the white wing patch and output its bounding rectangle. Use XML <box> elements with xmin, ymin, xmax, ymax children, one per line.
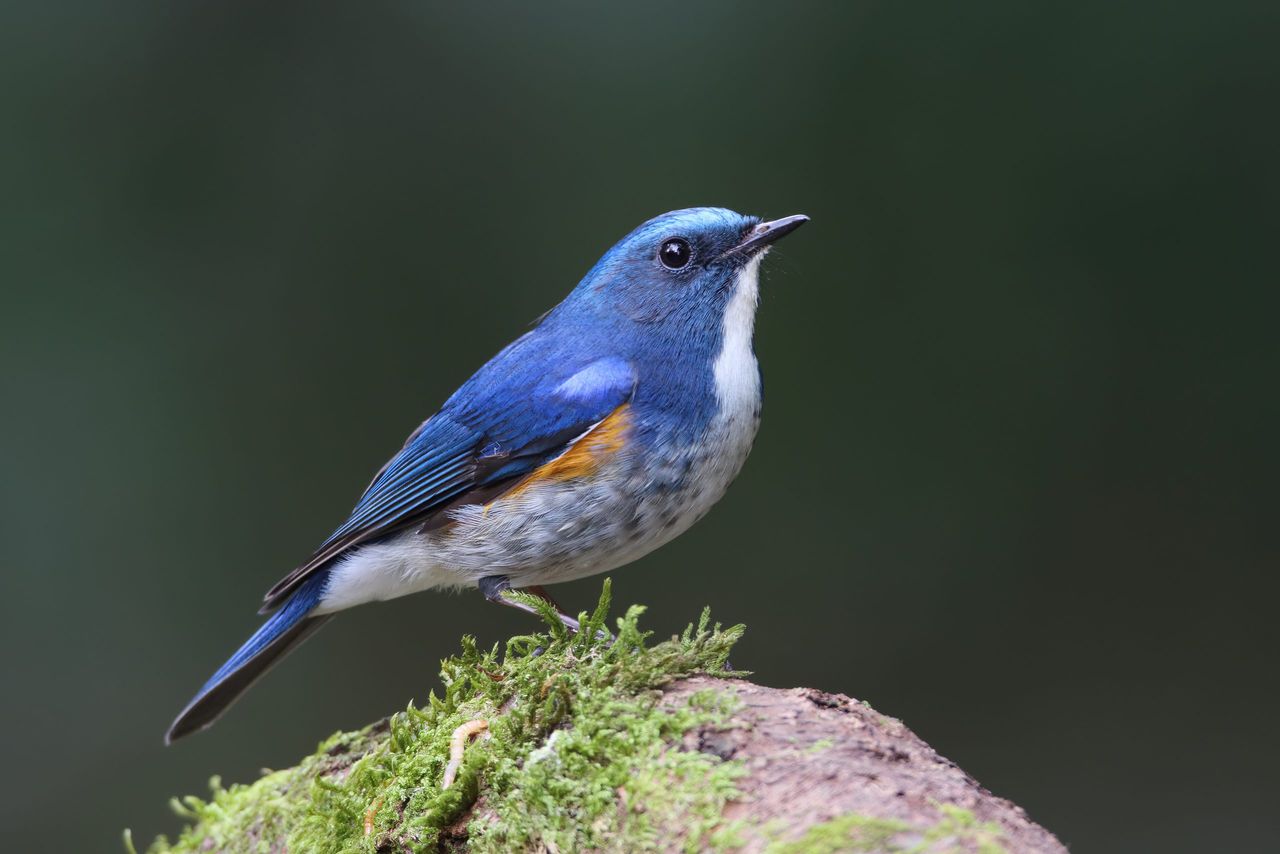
<box><xmin>554</xmin><ymin>357</ymin><xmax>636</xmax><ymax>401</ymax></box>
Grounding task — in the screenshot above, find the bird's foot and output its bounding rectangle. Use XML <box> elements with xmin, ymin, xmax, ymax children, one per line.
<box><xmin>479</xmin><ymin>575</ymin><xmax>610</xmax><ymax>640</ymax></box>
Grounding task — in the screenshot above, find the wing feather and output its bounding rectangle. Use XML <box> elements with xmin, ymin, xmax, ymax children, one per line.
<box><xmin>259</xmin><ymin>355</ymin><xmax>636</xmax><ymax>611</ymax></box>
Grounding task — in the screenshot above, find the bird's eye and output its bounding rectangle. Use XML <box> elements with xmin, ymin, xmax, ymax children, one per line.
<box><xmin>658</xmin><ymin>237</ymin><xmax>692</xmax><ymax>270</ymax></box>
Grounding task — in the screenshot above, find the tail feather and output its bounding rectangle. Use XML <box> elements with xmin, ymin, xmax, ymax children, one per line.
<box><xmin>166</xmin><ymin>572</ymin><xmax>331</xmax><ymax>743</ymax></box>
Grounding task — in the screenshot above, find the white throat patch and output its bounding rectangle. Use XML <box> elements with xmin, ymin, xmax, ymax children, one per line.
<box><xmin>712</xmin><ymin>250</ymin><xmax>764</xmax><ymax>413</ymax></box>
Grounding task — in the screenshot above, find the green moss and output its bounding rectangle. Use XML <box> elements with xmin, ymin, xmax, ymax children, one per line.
<box><xmin>142</xmin><ymin>580</ymin><xmax>747</xmax><ymax>853</ymax></box>
<box><xmin>763</xmin><ymin>805</ymin><xmax>1007</xmax><ymax>854</ymax></box>
<box><xmin>921</xmin><ymin>804</ymin><xmax>1007</xmax><ymax>854</ymax></box>
<box><xmin>764</xmin><ymin>814</ymin><xmax>907</xmax><ymax>854</ymax></box>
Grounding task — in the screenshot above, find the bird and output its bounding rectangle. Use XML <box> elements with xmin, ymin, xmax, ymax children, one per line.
<box><xmin>166</xmin><ymin>207</ymin><xmax>808</xmax><ymax>742</ymax></box>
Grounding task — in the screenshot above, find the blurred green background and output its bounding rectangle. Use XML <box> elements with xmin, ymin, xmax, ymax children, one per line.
<box><xmin>3</xmin><ymin>1</ymin><xmax>1277</xmax><ymax>851</ymax></box>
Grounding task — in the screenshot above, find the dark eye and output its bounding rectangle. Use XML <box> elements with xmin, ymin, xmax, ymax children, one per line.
<box><xmin>658</xmin><ymin>237</ymin><xmax>692</xmax><ymax>270</ymax></box>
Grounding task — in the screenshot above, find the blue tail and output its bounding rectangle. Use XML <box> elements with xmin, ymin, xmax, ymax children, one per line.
<box><xmin>166</xmin><ymin>572</ymin><xmax>332</xmax><ymax>743</ymax></box>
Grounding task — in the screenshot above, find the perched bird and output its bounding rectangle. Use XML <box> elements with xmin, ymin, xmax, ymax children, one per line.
<box><xmin>166</xmin><ymin>207</ymin><xmax>808</xmax><ymax>742</ymax></box>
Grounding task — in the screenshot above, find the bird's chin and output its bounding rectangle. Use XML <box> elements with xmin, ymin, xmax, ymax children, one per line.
<box><xmin>716</xmin><ymin>247</ymin><xmax>766</xmax><ymax>299</ymax></box>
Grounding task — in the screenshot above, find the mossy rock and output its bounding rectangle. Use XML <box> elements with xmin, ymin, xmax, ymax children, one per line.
<box><xmin>132</xmin><ymin>582</ymin><xmax>1065</xmax><ymax>853</ymax></box>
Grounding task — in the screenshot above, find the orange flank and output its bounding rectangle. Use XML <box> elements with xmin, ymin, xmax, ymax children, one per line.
<box><xmin>506</xmin><ymin>404</ymin><xmax>631</xmax><ymax>498</ymax></box>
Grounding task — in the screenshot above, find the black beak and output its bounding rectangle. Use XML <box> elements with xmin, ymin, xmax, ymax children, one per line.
<box><xmin>724</xmin><ymin>214</ymin><xmax>810</xmax><ymax>258</ymax></box>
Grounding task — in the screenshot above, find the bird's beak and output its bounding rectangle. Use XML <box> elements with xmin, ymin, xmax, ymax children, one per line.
<box><xmin>724</xmin><ymin>214</ymin><xmax>810</xmax><ymax>259</ymax></box>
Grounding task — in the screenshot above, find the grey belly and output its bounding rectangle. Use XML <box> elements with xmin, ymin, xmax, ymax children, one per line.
<box><xmin>316</xmin><ymin>413</ymin><xmax>759</xmax><ymax>612</ymax></box>
<box><xmin>435</xmin><ymin>418</ymin><xmax>758</xmax><ymax>586</ymax></box>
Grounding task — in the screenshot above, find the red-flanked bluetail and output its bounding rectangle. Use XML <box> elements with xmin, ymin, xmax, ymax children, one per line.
<box><xmin>167</xmin><ymin>208</ymin><xmax>808</xmax><ymax>742</ymax></box>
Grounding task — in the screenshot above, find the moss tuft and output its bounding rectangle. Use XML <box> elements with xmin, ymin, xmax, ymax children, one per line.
<box><xmin>144</xmin><ymin>579</ymin><xmax>747</xmax><ymax>853</ymax></box>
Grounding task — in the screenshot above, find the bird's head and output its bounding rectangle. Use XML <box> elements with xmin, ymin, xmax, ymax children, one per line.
<box><xmin>558</xmin><ymin>207</ymin><xmax>808</xmax><ymax>334</ymax></box>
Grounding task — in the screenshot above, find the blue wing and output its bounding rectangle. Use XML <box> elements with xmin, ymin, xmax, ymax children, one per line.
<box><xmin>261</xmin><ymin>353</ymin><xmax>636</xmax><ymax>611</ymax></box>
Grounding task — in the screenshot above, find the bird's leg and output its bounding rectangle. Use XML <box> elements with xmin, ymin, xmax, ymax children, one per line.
<box><xmin>478</xmin><ymin>575</ymin><xmax>581</xmax><ymax>633</ymax></box>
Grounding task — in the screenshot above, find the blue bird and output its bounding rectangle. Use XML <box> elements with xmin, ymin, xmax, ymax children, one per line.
<box><xmin>166</xmin><ymin>207</ymin><xmax>808</xmax><ymax>742</ymax></box>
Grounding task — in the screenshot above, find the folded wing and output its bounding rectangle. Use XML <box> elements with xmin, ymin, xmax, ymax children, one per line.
<box><xmin>260</xmin><ymin>355</ymin><xmax>637</xmax><ymax>611</ymax></box>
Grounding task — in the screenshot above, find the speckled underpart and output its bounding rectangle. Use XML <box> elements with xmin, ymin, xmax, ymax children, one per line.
<box><xmin>317</xmin><ymin>383</ymin><xmax>760</xmax><ymax>611</ymax></box>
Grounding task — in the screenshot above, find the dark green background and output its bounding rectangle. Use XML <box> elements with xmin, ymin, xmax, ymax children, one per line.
<box><xmin>3</xmin><ymin>2</ymin><xmax>1276</xmax><ymax>851</ymax></box>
